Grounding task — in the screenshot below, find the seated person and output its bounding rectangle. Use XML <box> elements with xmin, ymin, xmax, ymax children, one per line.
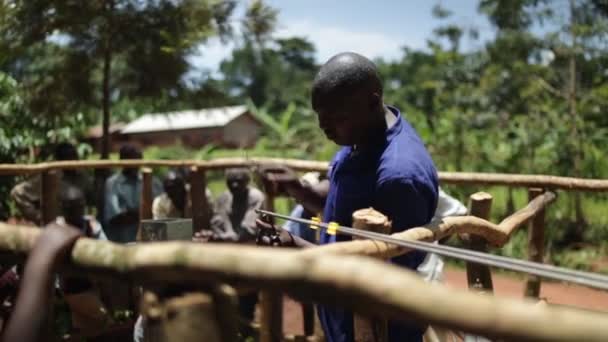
<box><xmin>152</xmin><ymin>169</ymin><xmax>212</xmax><ymax>220</ymax></box>
<box><xmin>209</xmin><ymin>168</ymin><xmax>265</xmax><ymax>243</ymax></box>
<box><xmin>57</xmin><ymin>185</ymin><xmax>106</xmax><ymax>240</ymax></box>
<box><xmin>102</xmin><ymin>145</ymin><xmax>161</xmax><ymax>243</ymax></box>
<box><xmin>11</xmin><ymin>142</ymin><xmax>93</xmax><ymax>224</ymax></box>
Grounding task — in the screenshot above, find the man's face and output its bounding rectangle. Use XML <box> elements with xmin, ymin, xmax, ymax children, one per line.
<box><xmin>165</xmin><ymin>180</ymin><xmax>186</xmax><ymax>209</ymax></box>
<box><xmin>313</xmin><ymin>89</ymin><xmax>377</xmax><ymax>146</ymax></box>
<box><xmin>63</xmin><ymin>198</ymin><xmax>85</xmax><ymax>227</ymax></box>
<box><xmin>227</xmin><ymin>173</ymin><xmax>249</xmax><ymax>196</ymax></box>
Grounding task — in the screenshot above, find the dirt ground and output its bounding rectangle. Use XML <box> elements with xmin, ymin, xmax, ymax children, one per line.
<box><xmin>281</xmin><ymin>266</ymin><xmax>608</xmax><ymax>335</ymax></box>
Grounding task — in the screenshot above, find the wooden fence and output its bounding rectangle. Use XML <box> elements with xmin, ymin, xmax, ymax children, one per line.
<box><xmin>0</xmin><ymin>158</ymin><xmax>607</xmax><ymax>341</ymax></box>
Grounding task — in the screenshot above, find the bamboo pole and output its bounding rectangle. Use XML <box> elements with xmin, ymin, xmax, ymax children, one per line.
<box><xmin>465</xmin><ymin>192</ymin><xmax>494</xmax><ymax>291</ymax></box>
<box><xmin>2</xmin><ymin>159</ymin><xmax>608</xmax><ymax>192</ymax></box>
<box><xmin>189</xmin><ymin>166</ymin><xmax>211</xmax><ymax>232</ymax></box>
<box><xmin>352</xmin><ymin>208</ymin><xmax>391</xmax><ymax>342</ymax></box>
<box><xmin>524</xmin><ymin>188</ymin><xmax>546</xmax><ymax>298</ymax></box>
<box><xmin>0</xmin><ymin>224</ymin><xmax>607</xmax><ymax>341</ymax></box>
<box><xmin>41</xmin><ymin>169</ymin><xmax>60</xmax><ymax>225</ymax></box>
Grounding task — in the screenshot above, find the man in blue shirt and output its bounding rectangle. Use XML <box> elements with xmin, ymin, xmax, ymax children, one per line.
<box><xmin>260</xmin><ymin>52</ymin><xmax>438</xmax><ymax>342</ymax></box>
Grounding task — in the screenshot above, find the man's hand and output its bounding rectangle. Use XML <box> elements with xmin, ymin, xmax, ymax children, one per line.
<box><xmin>257</xmin><ymin>165</ymin><xmax>300</xmax><ymax>197</ymax></box>
<box><xmin>255</xmin><ymin>219</ymin><xmax>295</xmax><ymax>247</ymax></box>
<box><xmin>192</xmin><ymin>230</ymin><xmax>239</xmax><ymax>243</ymax></box>
<box><xmin>2</xmin><ymin>223</ymin><xmax>82</xmax><ymax>342</ymax></box>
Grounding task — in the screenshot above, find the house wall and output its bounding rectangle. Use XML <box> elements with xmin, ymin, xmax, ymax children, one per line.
<box><xmin>222</xmin><ymin>113</ymin><xmax>262</xmax><ymax>148</ymax></box>
<box><xmin>87</xmin><ymin>112</ymin><xmax>263</xmax><ymax>151</ymax></box>
<box><xmin>123</xmin><ymin>127</ymin><xmax>223</xmax><ymax>149</ymax></box>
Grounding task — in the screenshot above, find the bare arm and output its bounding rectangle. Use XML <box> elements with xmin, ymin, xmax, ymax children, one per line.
<box><xmin>258</xmin><ymin>166</ymin><xmax>328</xmax><ymax>215</ymax></box>
<box><xmin>2</xmin><ymin>224</ymin><xmax>81</xmax><ymax>342</ymax></box>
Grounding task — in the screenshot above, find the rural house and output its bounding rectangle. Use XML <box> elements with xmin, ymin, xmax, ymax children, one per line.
<box><xmin>87</xmin><ymin>105</ymin><xmax>263</xmax><ymax>152</ymax></box>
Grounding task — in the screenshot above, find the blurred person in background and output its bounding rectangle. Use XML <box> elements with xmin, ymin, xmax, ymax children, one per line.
<box><xmin>102</xmin><ymin>144</ymin><xmax>161</xmax><ymax>243</ymax></box>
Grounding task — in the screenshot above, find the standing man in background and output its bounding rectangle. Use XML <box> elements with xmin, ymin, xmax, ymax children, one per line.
<box><xmin>103</xmin><ymin>144</ymin><xmax>161</xmax><ymax>243</ymax></box>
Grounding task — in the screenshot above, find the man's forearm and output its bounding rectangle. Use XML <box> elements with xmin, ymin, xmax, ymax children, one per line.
<box><xmin>3</xmin><ymin>252</ymin><xmax>56</xmax><ymax>342</ymax></box>
<box><xmin>285</xmin><ymin>184</ymin><xmax>325</xmax><ymax>215</ymax></box>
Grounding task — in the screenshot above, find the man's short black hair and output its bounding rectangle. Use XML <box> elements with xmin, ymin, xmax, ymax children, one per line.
<box><xmin>312</xmin><ymin>52</ymin><xmax>383</xmax><ymax>103</ymax></box>
<box><xmin>60</xmin><ymin>184</ymin><xmax>85</xmax><ymax>210</ymax></box>
<box><xmin>54</xmin><ymin>142</ymin><xmax>78</xmax><ymax>161</ymax></box>
<box><xmin>119</xmin><ymin>144</ymin><xmax>142</xmax><ymax>160</ymax></box>
<box><xmin>163</xmin><ymin>170</ymin><xmax>185</xmax><ymax>190</ymax></box>
<box><xmin>225</xmin><ymin>168</ymin><xmax>250</xmax><ymax>182</ymax></box>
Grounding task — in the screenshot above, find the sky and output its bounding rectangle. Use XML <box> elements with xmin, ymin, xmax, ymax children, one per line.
<box><xmin>191</xmin><ymin>0</ymin><xmax>493</xmax><ymax>74</ymax></box>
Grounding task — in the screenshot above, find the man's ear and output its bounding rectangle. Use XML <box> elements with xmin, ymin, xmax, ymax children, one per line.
<box><xmin>369</xmin><ymin>92</ymin><xmax>381</xmax><ymax>110</ymax></box>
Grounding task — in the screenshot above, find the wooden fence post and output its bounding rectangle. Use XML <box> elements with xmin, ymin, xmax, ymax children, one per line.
<box><xmin>189</xmin><ymin>166</ymin><xmax>211</xmax><ymax>232</ymax></box>
<box><xmin>137</xmin><ymin>168</ymin><xmax>153</xmax><ymax>241</ymax></box>
<box><xmin>259</xmin><ymin>191</ymin><xmax>283</xmax><ymax>342</ymax></box>
<box><xmin>524</xmin><ymin>188</ymin><xmax>546</xmax><ymax>298</ymax></box>
<box><xmin>41</xmin><ymin>169</ymin><xmax>60</xmax><ymax>225</ymax></box>
<box><xmin>352</xmin><ymin>208</ymin><xmax>391</xmax><ymax>342</ymax></box>
<box><xmin>211</xmin><ymin>284</ymin><xmax>240</xmax><ymax>342</ymax></box>
<box><xmin>302</xmin><ymin>302</ymin><xmax>315</xmax><ymax>338</ymax></box>
<box><xmin>141</xmin><ymin>291</ymin><xmax>224</xmax><ymax>342</ymax></box>
<box><xmin>465</xmin><ymin>192</ymin><xmax>494</xmax><ymax>291</ymax></box>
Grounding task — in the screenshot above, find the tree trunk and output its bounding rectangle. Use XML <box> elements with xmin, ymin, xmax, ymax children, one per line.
<box><xmin>568</xmin><ymin>0</ymin><xmax>586</xmax><ymax>238</ymax></box>
<box><xmin>100</xmin><ymin>0</ymin><xmax>115</xmax><ymax>159</ymax></box>
<box><xmin>101</xmin><ymin>41</ymin><xmax>111</xmax><ymax>160</ymax></box>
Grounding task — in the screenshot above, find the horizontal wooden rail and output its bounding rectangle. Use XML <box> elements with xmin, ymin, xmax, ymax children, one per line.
<box><xmin>0</xmin><ymin>223</ymin><xmax>606</xmax><ymax>341</ymax></box>
<box><xmin>1</xmin><ymin>158</ymin><xmax>607</xmax><ymax>191</ymax></box>
<box><xmin>303</xmin><ymin>192</ymin><xmax>556</xmax><ymax>261</ymax></box>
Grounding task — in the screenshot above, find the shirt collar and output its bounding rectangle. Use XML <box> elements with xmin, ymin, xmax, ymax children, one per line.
<box><xmin>349</xmin><ymin>105</ymin><xmax>402</xmax><ymax>156</ymax></box>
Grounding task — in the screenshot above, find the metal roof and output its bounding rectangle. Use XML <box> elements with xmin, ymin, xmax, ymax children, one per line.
<box><xmin>121</xmin><ymin>105</ymin><xmax>249</xmax><ymax>134</ymax></box>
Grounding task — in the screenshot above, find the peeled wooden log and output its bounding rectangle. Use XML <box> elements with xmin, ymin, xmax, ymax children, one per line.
<box><xmin>438</xmin><ymin>171</ymin><xmax>608</xmax><ymax>192</ymax></box>
<box><xmin>0</xmin><ymin>158</ymin><xmax>329</xmax><ymax>175</ymax></box>
<box><xmin>0</xmin><ymin>224</ymin><xmax>606</xmax><ymax>341</ymax></box>
<box><xmin>352</xmin><ymin>208</ymin><xmax>390</xmax><ymax>342</ymax></box>
<box><xmin>2</xmin><ymin>159</ymin><xmax>608</xmax><ymax>191</ymax></box>
<box><xmin>465</xmin><ymin>192</ymin><xmax>494</xmax><ymax>292</ymax></box>
<box><xmin>304</xmin><ymin>192</ymin><xmax>555</xmax><ymax>260</ymax></box>
<box><xmin>141</xmin><ymin>292</ymin><xmax>223</xmax><ymax>342</ymax></box>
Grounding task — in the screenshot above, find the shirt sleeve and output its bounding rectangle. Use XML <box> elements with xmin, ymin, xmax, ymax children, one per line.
<box><xmin>373</xmin><ymin>178</ymin><xmax>437</xmax><ymax>269</ymax></box>
<box><xmin>374</xmin><ymin>178</ymin><xmax>435</xmax><ymax>232</ymax></box>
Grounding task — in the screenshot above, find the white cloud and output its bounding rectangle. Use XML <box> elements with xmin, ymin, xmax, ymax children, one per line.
<box><xmin>275</xmin><ymin>19</ymin><xmax>414</xmax><ymax>63</ymax></box>
<box><xmin>189</xmin><ymin>19</ymin><xmax>421</xmax><ymax>73</ymax></box>
<box><xmin>188</xmin><ymin>37</ymin><xmax>236</xmax><ymax>76</ymax></box>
